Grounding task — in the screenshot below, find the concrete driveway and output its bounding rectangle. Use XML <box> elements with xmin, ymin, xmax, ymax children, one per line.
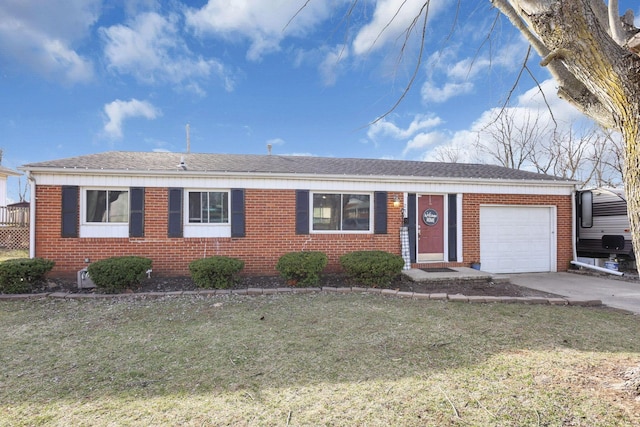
<box><xmin>506</xmin><ymin>272</ymin><xmax>640</xmax><ymax>315</ymax></box>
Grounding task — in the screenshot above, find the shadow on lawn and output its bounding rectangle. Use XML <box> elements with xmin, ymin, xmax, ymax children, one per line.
<box><xmin>1</xmin><ymin>293</ymin><xmax>639</xmax><ymax>404</ymax></box>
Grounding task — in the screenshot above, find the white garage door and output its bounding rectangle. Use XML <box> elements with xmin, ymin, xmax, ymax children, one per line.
<box><xmin>480</xmin><ymin>206</ymin><xmax>555</xmax><ymax>274</ymax></box>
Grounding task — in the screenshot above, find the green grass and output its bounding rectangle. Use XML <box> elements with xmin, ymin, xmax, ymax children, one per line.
<box><xmin>1</xmin><ymin>294</ymin><xmax>639</xmax><ymax>426</ymax></box>
<box><xmin>0</xmin><ymin>249</ymin><xmax>28</xmax><ymax>262</ymax></box>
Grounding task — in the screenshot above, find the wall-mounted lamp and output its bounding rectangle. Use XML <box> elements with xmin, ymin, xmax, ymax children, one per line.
<box><xmin>393</xmin><ymin>194</ymin><xmax>401</xmax><ymax>208</ymax></box>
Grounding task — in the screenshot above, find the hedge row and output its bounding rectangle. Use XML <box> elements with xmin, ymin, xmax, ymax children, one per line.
<box><xmin>0</xmin><ymin>250</ymin><xmax>406</xmax><ymax>294</ymax></box>
<box><xmin>184</xmin><ymin>250</ymin><xmax>403</xmax><ymax>289</ymax></box>
<box><xmin>0</xmin><ymin>258</ymin><xmax>55</xmax><ymax>294</ymax></box>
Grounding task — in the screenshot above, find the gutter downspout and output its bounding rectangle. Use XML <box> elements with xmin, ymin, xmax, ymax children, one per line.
<box><xmin>571</xmin><ymin>186</ymin><xmax>624</xmax><ymax>276</ymax></box>
<box><xmin>572</xmin><ymin>186</ymin><xmax>578</xmax><ymax>263</ymax></box>
<box><xmin>26</xmin><ymin>171</ymin><xmax>36</xmax><ymax>259</ymax></box>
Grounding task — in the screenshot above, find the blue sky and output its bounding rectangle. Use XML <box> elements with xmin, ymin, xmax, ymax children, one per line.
<box><xmin>1</xmin><ymin>0</ymin><xmax>638</xmax><ymax>201</ymax></box>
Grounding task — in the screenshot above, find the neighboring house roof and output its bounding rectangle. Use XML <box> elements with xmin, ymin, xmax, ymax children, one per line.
<box><xmin>0</xmin><ymin>165</ymin><xmax>21</xmax><ymax>177</ymax></box>
<box><xmin>7</xmin><ymin>201</ymin><xmax>29</xmax><ymax>208</ymax></box>
<box><xmin>21</xmin><ymin>151</ymin><xmax>575</xmax><ymax>184</ymax></box>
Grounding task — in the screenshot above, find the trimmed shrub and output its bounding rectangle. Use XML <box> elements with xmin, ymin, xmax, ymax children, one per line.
<box><xmin>88</xmin><ymin>256</ymin><xmax>152</xmax><ymax>294</ymax></box>
<box><xmin>339</xmin><ymin>250</ymin><xmax>404</xmax><ymax>287</ymax></box>
<box><xmin>189</xmin><ymin>256</ymin><xmax>245</xmax><ymax>289</ymax></box>
<box><xmin>0</xmin><ymin>258</ymin><xmax>55</xmax><ymax>294</ymax></box>
<box><xmin>276</xmin><ymin>251</ymin><xmax>328</xmax><ymax>286</ymax></box>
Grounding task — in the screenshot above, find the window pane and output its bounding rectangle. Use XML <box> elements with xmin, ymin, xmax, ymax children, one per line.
<box><xmin>189</xmin><ymin>192</ymin><xmax>203</xmax><ymax>223</ymax></box>
<box><xmin>188</xmin><ymin>191</ymin><xmax>229</xmax><ymax>224</ymax></box>
<box><xmin>86</xmin><ymin>190</ymin><xmax>106</xmax><ymax>222</ymax></box>
<box><xmin>108</xmin><ymin>191</ymin><xmax>129</xmax><ymax>223</ymax></box>
<box><xmin>313</xmin><ymin>194</ymin><xmax>340</xmax><ymax>230</ymax></box>
<box><xmin>342</xmin><ymin>194</ymin><xmax>370</xmax><ymax>230</ymax></box>
<box><xmin>207</xmin><ymin>192</ymin><xmax>228</xmax><ymax>223</ymax></box>
<box><xmin>201</xmin><ymin>192</ymin><xmax>209</xmax><ymax>222</ymax></box>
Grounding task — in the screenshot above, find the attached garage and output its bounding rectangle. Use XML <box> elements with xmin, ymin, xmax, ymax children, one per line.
<box><xmin>479</xmin><ymin>205</ymin><xmax>556</xmax><ymax>274</ymax></box>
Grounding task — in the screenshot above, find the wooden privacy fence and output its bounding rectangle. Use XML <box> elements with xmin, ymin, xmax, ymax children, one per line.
<box><xmin>0</xmin><ymin>206</ymin><xmax>29</xmax><ymax>250</ymax></box>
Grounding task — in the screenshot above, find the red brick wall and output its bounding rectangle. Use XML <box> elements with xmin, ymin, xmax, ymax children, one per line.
<box><xmin>35</xmin><ymin>186</ymin><xmax>404</xmax><ymax>278</ymax></box>
<box><xmin>35</xmin><ymin>186</ymin><xmax>573</xmax><ymax>278</ymax></box>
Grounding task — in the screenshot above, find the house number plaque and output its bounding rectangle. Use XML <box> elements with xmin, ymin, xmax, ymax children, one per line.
<box><xmin>422</xmin><ymin>208</ymin><xmax>439</xmax><ymax>226</ymax></box>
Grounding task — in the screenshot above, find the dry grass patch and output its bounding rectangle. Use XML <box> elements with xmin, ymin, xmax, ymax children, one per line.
<box><xmin>1</xmin><ymin>293</ymin><xmax>639</xmax><ymax>426</ymax></box>
<box><xmin>0</xmin><ymin>249</ymin><xmax>28</xmax><ymax>262</ymax></box>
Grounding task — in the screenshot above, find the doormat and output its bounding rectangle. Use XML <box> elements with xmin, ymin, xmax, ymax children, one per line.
<box><xmin>420</xmin><ymin>267</ymin><xmax>456</xmax><ymax>273</ymax></box>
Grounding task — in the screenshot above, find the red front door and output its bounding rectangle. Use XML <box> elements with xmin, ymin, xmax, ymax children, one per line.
<box><xmin>418</xmin><ymin>195</ymin><xmax>444</xmax><ymax>261</ymax></box>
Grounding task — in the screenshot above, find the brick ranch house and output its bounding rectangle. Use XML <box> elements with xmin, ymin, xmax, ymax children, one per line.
<box><xmin>20</xmin><ymin>151</ymin><xmax>577</xmax><ymax>278</ymax></box>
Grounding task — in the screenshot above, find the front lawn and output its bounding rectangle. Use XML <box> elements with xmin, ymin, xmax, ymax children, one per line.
<box><xmin>1</xmin><ymin>293</ymin><xmax>639</xmax><ymax>426</ymax></box>
<box><xmin>0</xmin><ymin>249</ymin><xmax>28</xmax><ymax>262</ymax></box>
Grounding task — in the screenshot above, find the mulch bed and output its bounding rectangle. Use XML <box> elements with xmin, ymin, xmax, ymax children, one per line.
<box><xmin>38</xmin><ymin>273</ymin><xmax>562</xmax><ymax>298</ymax></box>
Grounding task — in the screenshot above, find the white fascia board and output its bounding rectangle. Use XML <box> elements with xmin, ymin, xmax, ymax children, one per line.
<box><xmin>21</xmin><ymin>166</ymin><xmax>579</xmax><ymax>189</ymax></box>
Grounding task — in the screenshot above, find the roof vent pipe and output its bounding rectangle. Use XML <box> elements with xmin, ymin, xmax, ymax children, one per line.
<box><xmin>267</xmin><ymin>143</ymin><xmax>272</xmax><ymax>155</ymax></box>
<box><xmin>178</xmin><ymin>156</ymin><xmax>187</xmax><ymax>170</ymax></box>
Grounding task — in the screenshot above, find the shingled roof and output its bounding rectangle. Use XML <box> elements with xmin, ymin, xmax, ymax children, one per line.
<box><xmin>21</xmin><ymin>151</ymin><xmax>573</xmax><ymax>183</ymax></box>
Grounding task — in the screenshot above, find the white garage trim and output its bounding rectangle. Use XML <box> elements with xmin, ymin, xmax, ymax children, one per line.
<box><xmin>479</xmin><ymin>205</ymin><xmax>556</xmax><ymax>274</ymax></box>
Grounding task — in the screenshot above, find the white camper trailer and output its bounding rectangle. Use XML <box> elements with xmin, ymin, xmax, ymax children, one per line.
<box><xmin>576</xmin><ymin>188</ymin><xmax>634</xmax><ymax>261</ymax></box>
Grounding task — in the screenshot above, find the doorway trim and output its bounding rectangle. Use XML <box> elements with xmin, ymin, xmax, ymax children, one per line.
<box><xmin>416</xmin><ymin>193</ymin><xmax>447</xmax><ymax>262</ymax></box>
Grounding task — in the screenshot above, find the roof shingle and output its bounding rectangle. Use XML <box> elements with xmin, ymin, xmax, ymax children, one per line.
<box><xmin>21</xmin><ymin>151</ymin><xmax>574</xmax><ymax>182</ymax></box>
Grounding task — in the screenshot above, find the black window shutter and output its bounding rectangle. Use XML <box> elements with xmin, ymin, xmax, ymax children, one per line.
<box><xmin>129</xmin><ymin>187</ymin><xmax>145</xmax><ymax>237</ymax></box>
<box><xmin>374</xmin><ymin>191</ymin><xmax>387</xmax><ymax>234</ymax></box>
<box><xmin>168</xmin><ymin>188</ymin><xmax>183</xmax><ymax>238</ymax></box>
<box><xmin>295</xmin><ymin>190</ymin><xmax>309</xmax><ymax>235</ymax></box>
<box><xmin>230</xmin><ymin>189</ymin><xmax>245</xmax><ymax>238</ymax></box>
<box><xmin>61</xmin><ymin>186</ymin><xmax>78</xmax><ymax>238</ymax></box>
<box><xmin>407</xmin><ymin>194</ymin><xmax>417</xmax><ymax>263</ymax></box>
<box><xmin>448</xmin><ymin>194</ymin><xmax>457</xmax><ymax>262</ymax></box>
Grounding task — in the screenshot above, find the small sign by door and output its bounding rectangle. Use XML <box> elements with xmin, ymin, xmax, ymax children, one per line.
<box><xmin>422</xmin><ymin>208</ymin><xmax>439</xmax><ymax>226</ymax></box>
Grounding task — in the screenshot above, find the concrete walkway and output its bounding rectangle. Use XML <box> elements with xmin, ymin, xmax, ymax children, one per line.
<box><xmin>404</xmin><ymin>266</ymin><xmax>640</xmax><ymax>314</ymax></box>
<box><xmin>505</xmin><ymin>272</ymin><xmax>640</xmax><ymax>315</ymax></box>
<box><xmin>403</xmin><ymin>266</ymin><xmax>495</xmax><ymax>283</ymax></box>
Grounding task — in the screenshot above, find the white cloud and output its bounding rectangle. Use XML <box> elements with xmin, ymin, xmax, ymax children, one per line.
<box><xmin>420</xmin><ymin>79</ymin><xmax>586</xmax><ymax>163</ymax></box>
<box><xmin>368</xmin><ymin>114</ymin><xmax>443</xmax><ymax>140</ymax></box>
<box><xmin>101</xmin><ymin>12</ymin><xmax>235</xmax><ymax>92</ymax></box>
<box><xmin>103</xmin><ymin>98</ymin><xmax>161</xmax><ymax>139</ymax></box>
<box><xmin>446</xmin><ymin>42</ymin><xmax>524</xmax><ymax>81</ymax></box>
<box><xmin>123</xmin><ymin>0</ymin><xmax>160</xmax><ymax>17</ymax></box>
<box><xmin>352</xmin><ymin>0</ymin><xmax>449</xmax><ymax>56</ymax></box>
<box><xmin>515</xmin><ymin>79</ymin><xmax>580</xmax><ymax>119</ymax></box>
<box><xmin>421</xmin><ymin>81</ymin><xmax>474</xmax><ymax>103</ymax></box>
<box><xmin>185</xmin><ymin>0</ymin><xmax>332</xmax><ymax>61</ymax></box>
<box><xmin>423</xmin><ymin>131</ymin><xmax>479</xmax><ymax>163</ymax></box>
<box><xmin>403</xmin><ymin>131</ymin><xmax>449</xmax><ymax>155</ymax></box>
<box><xmin>319</xmin><ymin>45</ymin><xmax>349</xmax><ymax>86</ymax></box>
<box><xmin>0</xmin><ymin>0</ymin><xmax>97</xmax><ymax>83</ymax></box>
<box><xmin>420</xmin><ymin>40</ymin><xmax>526</xmax><ymax>104</ymax></box>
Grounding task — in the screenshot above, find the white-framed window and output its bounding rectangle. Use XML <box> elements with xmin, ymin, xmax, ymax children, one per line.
<box><xmin>187</xmin><ymin>191</ymin><xmax>229</xmax><ymax>224</ymax></box>
<box><xmin>312</xmin><ymin>192</ymin><xmax>371</xmax><ymax>232</ymax></box>
<box><xmin>184</xmin><ymin>189</ymin><xmax>231</xmax><ymax>238</ymax></box>
<box><xmin>80</xmin><ymin>188</ymin><xmax>129</xmax><ymax>238</ymax></box>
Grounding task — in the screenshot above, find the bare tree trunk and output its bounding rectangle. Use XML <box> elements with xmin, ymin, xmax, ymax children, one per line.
<box><xmin>497</xmin><ymin>0</ymin><xmax>640</xmax><ymax>269</ymax></box>
<box><xmin>621</xmin><ymin>119</ymin><xmax>640</xmax><ymax>265</ymax></box>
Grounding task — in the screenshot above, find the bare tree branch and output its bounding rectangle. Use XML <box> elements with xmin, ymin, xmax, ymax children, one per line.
<box><xmin>369</xmin><ymin>2</ymin><xmax>430</xmax><ymax>125</ymax></box>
